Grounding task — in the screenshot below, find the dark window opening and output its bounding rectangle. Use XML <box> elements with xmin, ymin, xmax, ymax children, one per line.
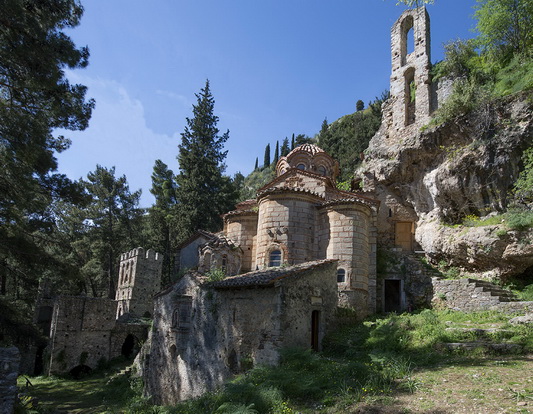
<box><xmin>404</xmin><ymin>69</ymin><xmax>416</xmax><ymax>126</ymax></box>
<box><xmin>296</xmin><ymin>163</ymin><xmax>306</xmax><ymax>170</ymax></box>
<box><xmin>269</xmin><ymin>250</ymin><xmax>282</xmax><ymax>267</ymax></box>
<box><xmin>337</xmin><ymin>269</ymin><xmax>346</xmax><ymax>283</ymax></box>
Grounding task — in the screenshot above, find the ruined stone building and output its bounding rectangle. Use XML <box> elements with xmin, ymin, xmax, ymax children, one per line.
<box><xmin>139</xmin><ymin>260</ymin><xmax>338</xmax><ymax>405</ymax></box>
<box><xmin>36</xmin><ymin>248</ymin><xmax>163</xmax><ymax>376</ymax></box>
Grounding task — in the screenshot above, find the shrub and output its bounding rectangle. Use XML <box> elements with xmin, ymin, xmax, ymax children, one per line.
<box><xmin>206</xmin><ymin>268</ymin><xmax>226</xmax><ymax>282</ymax></box>
<box><xmin>505</xmin><ymin>208</ymin><xmax>533</xmax><ymax>231</ymax></box>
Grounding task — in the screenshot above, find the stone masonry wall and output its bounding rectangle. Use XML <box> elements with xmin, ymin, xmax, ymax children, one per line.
<box><xmin>46</xmin><ymin>296</ymin><xmax>116</xmax><ymax>374</ymax></box>
<box><xmin>116</xmin><ymin>248</ymin><xmax>163</xmax><ymax>318</ymax></box>
<box><xmin>0</xmin><ymin>347</ymin><xmax>19</xmax><ymax>414</ymax></box>
<box><xmin>432</xmin><ymin>278</ymin><xmax>533</xmax><ymax>313</ymax></box>
<box><xmin>256</xmin><ymin>193</ymin><xmax>320</xmax><ymax>269</ymax></box>
<box><xmin>390</xmin><ymin>7</ymin><xmax>432</xmax><ymax>132</ymax></box>
<box><xmin>140</xmin><ymin>261</ymin><xmax>338</xmax><ymax>405</ymax></box>
<box><xmin>225</xmin><ymin>213</ymin><xmax>258</xmax><ymax>272</ymax></box>
<box><xmin>279</xmin><ymin>261</ymin><xmax>338</xmax><ymax>351</ymax></box>
<box><xmin>320</xmin><ymin>204</ymin><xmax>374</xmax><ymax>316</ymax></box>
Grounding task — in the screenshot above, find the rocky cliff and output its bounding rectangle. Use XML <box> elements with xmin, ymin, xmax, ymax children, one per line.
<box><xmin>358</xmin><ymin>91</ymin><xmax>533</xmax><ymax>281</ymax></box>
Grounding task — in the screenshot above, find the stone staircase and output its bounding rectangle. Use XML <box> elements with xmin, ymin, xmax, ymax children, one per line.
<box><xmin>432</xmin><ymin>277</ymin><xmax>522</xmax><ymax>312</ymax></box>
<box><xmin>468</xmin><ymin>279</ymin><xmax>519</xmax><ymax>303</ymax></box>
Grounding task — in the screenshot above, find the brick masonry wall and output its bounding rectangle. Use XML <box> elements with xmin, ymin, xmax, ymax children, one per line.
<box><xmin>0</xmin><ymin>347</ymin><xmax>19</xmax><ymax>414</ymax></box>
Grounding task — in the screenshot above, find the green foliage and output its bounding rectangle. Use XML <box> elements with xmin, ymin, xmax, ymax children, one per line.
<box><xmin>505</xmin><ymin>208</ymin><xmax>533</xmax><ymax>230</ymax></box>
<box><xmin>263</xmin><ymin>143</ymin><xmax>271</xmax><ymax>167</ymax></box>
<box><xmin>206</xmin><ymin>268</ymin><xmax>226</xmax><ymax>282</ymax></box>
<box><xmin>273</xmin><ymin>141</ymin><xmax>279</xmax><ymax>165</ymax></box>
<box><xmin>0</xmin><ymin>0</ymin><xmax>94</xmax><ymax>344</ymax></box>
<box><xmin>175</xmin><ymin>80</ymin><xmax>238</xmax><ymax>242</ymax></box>
<box><xmin>280</xmin><ymin>138</ymin><xmax>291</xmax><ymax>157</ymax></box>
<box><xmin>147</xmin><ymin>160</ymin><xmax>178</xmax><ymax>286</ymax></box>
<box><xmin>319</xmin><ymin>94</ymin><xmax>386</xmax><ymax>181</ymax></box>
<box><xmin>20</xmin><ymin>311</ymin><xmax>532</xmax><ymax>413</ymax></box>
<box><xmin>513</xmin><ymin>146</ymin><xmax>533</xmax><ymax>204</ymax></box>
<box><xmin>237</xmin><ymin>166</ymin><xmax>276</xmax><ymax>202</ymax></box>
<box><xmin>474</xmin><ymin>0</ymin><xmax>533</xmax><ymax>61</ymax></box>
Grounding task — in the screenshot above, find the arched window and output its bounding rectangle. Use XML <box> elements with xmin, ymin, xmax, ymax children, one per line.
<box><xmin>337</xmin><ymin>268</ymin><xmax>346</xmax><ymax>283</ymax></box>
<box><xmin>317</xmin><ymin>165</ymin><xmax>327</xmax><ymax>176</ymax></box>
<box><xmin>296</xmin><ymin>163</ymin><xmax>306</xmax><ymax>170</ymax></box>
<box><xmin>221</xmin><ymin>255</ymin><xmax>227</xmax><ymax>272</ymax></box>
<box><xmin>269</xmin><ymin>250</ymin><xmax>282</xmax><ymax>267</ymax></box>
<box><xmin>203</xmin><ymin>252</ymin><xmax>212</xmax><ymax>271</ymax></box>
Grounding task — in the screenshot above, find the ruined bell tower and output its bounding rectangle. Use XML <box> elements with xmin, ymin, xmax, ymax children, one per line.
<box><xmin>390</xmin><ymin>7</ymin><xmax>432</xmax><ymax>130</ymax></box>
<box><xmin>115</xmin><ymin>247</ymin><xmax>163</xmax><ymax>319</ymax></box>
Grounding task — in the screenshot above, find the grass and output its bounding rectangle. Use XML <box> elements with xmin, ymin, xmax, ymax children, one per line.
<box><xmin>18</xmin><ymin>310</ymin><xmax>533</xmax><ymax>414</ymax></box>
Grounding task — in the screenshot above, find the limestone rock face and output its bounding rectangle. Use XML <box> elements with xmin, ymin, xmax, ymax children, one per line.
<box><xmin>359</xmin><ymin>92</ymin><xmax>533</xmax><ymax>279</ymax></box>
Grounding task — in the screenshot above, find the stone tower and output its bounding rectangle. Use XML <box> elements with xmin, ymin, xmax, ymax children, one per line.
<box><xmin>390</xmin><ymin>7</ymin><xmax>432</xmax><ymax>131</ymax></box>
<box><xmin>115</xmin><ymin>247</ymin><xmax>163</xmax><ymax>318</ymax></box>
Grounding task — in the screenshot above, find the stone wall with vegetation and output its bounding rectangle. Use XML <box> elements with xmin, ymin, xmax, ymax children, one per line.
<box><xmin>0</xmin><ymin>347</ymin><xmax>19</xmax><ymax>414</ymax></box>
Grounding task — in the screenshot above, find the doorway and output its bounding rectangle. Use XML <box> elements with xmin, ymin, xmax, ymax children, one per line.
<box><xmin>384</xmin><ymin>280</ymin><xmax>402</xmax><ymax>313</ymax></box>
<box><xmin>311</xmin><ymin>310</ymin><xmax>320</xmax><ymax>351</ymax></box>
<box><xmin>395</xmin><ymin>222</ymin><xmax>413</xmax><ymax>252</ymax></box>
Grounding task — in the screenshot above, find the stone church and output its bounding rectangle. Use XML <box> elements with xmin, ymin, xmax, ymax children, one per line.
<box><xmin>34</xmin><ymin>6</ymin><xmax>460</xmax><ymax>403</ymax></box>
<box><xmin>178</xmin><ymin>143</ymin><xmax>380</xmax><ymax>315</ymax></box>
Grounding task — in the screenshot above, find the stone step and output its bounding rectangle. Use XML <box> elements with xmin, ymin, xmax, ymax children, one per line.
<box><xmin>442</xmin><ymin>342</ymin><xmax>522</xmax><ymax>353</ymax></box>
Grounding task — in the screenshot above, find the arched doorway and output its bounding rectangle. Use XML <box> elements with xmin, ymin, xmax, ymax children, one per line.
<box><xmin>121</xmin><ymin>334</ymin><xmax>137</xmax><ymax>359</ymax></box>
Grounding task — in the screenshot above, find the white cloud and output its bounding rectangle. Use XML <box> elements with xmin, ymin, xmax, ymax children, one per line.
<box><xmin>56</xmin><ymin>73</ymin><xmax>179</xmax><ymax>208</ymax></box>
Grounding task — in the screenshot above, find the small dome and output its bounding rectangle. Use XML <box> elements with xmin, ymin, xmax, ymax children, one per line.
<box><xmin>276</xmin><ymin>144</ymin><xmax>339</xmax><ymax>180</ymax></box>
<box><xmin>286</xmin><ymin>144</ymin><xmax>325</xmax><ymax>158</ymax></box>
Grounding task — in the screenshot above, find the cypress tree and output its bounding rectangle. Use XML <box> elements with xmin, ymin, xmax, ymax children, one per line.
<box><xmin>291</xmin><ymin>134</ymin><xmax>295</xmax><ymax>150</ymax></box>
<box><xmin>264</xmin><ymin>143</ymin><xmax>271</xmax><ymax>167</ymax></box>
<box><xmin>254</xmin><ymin>157</ymin><xmax>259</xmax><ymax>170</ymax></box>
<box><xmin>281</xmin><ymin>137</ymin><xmax>290</xmax><ymax>157</ymax></box>
<box><xmin>175</xmin><ymin>80</ymin><xmax>237</xmax><ymax>241</ymax></box>
<box><xmin>273</xmin><ymin>141</ymin><xmax>279</xmax><ymax>165</ymax></box>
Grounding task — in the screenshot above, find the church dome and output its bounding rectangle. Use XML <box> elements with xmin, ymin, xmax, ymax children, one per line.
<box><xmin>286</xmin><ymin>143</ymin><xmax>325</xmax><ymax>157</ymax></box>
<box><xmin>276</xmin><ymin>144</ymin><xmax>339</xmax><ymax>180</ymax></box>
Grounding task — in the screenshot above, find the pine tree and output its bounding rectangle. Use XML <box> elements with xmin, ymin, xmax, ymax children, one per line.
<box><xmin>264</xmin><ymin>143</ymin><xmax>271</xmax><ymax>167</ymax></box>
<box><xmin>83</xmin><ymin>165</ymin><xmax>143</xmax><ymax>297</ymax></box>
<box><xmin>175</xmin><ymin>80</ymin><xmax>237</xmax><ymax>241</ymax></box>
<box><xmin>356</xmin><ymin>100</ymin><xmax>365</xmax><ymax>111</ymax></box>
<box><xmin>0</xmin><ymin>0</ymin><xmax>94</xmax><ymax>343</ymax></box>
<box><xmin>273</xmin><ymin>141</ymin><xmax>279</xmax><ymax>165</ymax></box>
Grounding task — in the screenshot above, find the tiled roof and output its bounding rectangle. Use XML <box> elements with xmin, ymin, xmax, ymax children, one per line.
<box><xmin>210</xmin><ymin>259</ymin><xmax>337</xmax><ymax>289</ymax></box>
<box><xmin>286</xmin><ymin>143</ymin><xmax>325</xmax><ymax>157</ymax></box>
<box><xmin>257</xmin><ymin>186</ymin><xmax>325</xmax><ymax>200</ymax></box>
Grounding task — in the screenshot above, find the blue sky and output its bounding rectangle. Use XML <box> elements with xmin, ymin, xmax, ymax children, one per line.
<box><xmin>56</xmin><ymin>0</ymin><xmax>478</xmax><ymax>207</ymax></box>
